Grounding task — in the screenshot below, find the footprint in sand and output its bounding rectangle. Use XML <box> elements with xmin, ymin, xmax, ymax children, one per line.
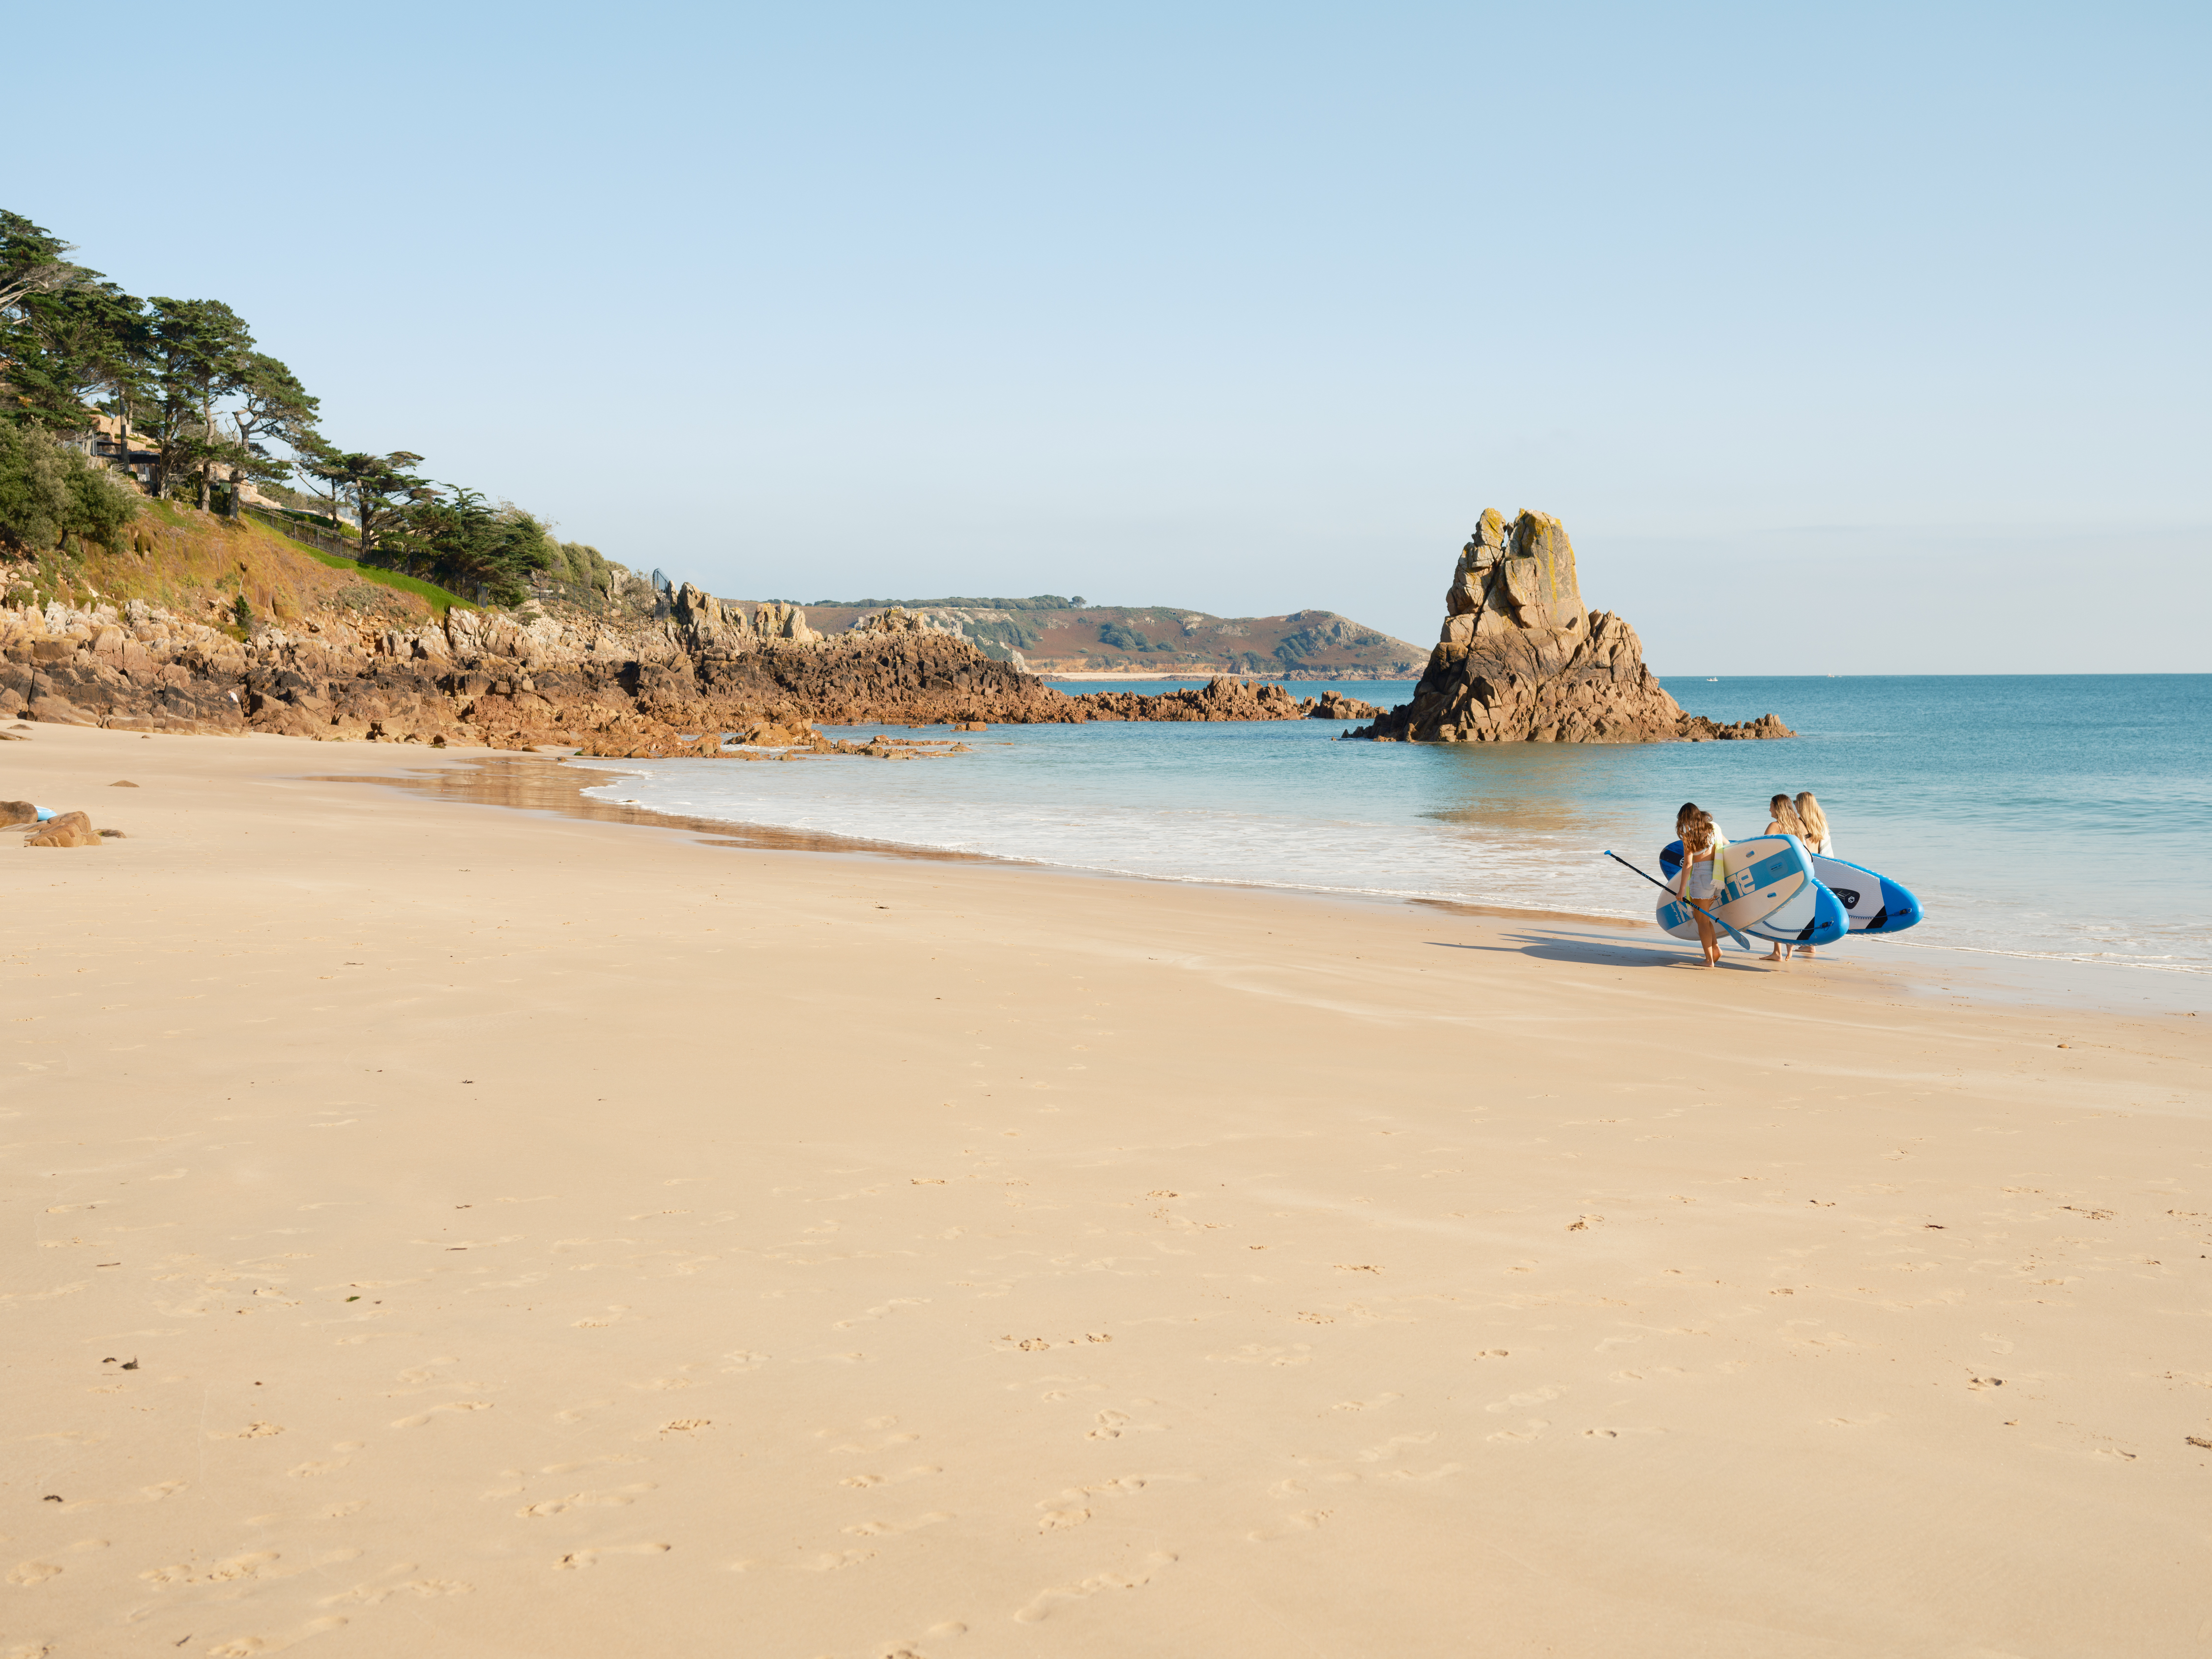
<box><xmin>1013</xmin><ymin>1552</ymin><xmax>1178</xmax><ymax>1624</ymax></box>
<box><xmin>1354</xmin><ymin>1431</ymin><xmax>1436</xmax><ymax>1463</ymax></box>
<box><xmin>1033</xmin><ymin>1473</ymin><xmax>1185</xmax><ymax>1530</ymax></box>
<box><xmin>388</xmin><ymin>1402</ymin><xmax>493</xmax><ymax>1429</ymax></box>
<box><xmin>843</xmin><ymin>1512</ymin><xmax>954</xmax><ymax>1538</ymax></box>
<box><xmin>202</xmin><ymin>1615</ymin><xmax>349</xmax><ymax>1656</ymax></box>
<box><xmin>1487</xmin><ymin>1419</ymin><xmax>1550</xmax><ymax>1444</ymax></box>
<box><xmin>7</xmin><ymin>1560</ymin><xmax>61</xmax><ymax>1587</ymax></box>
<box><xmin>139</xmin><ymin>1550</ymin><xmax>281</xmax><ymax>1589</ymax></box>
<box><xmin>538</xmin><ymin>1455</ymin><xmax>646</xmax><ymax>1474</ymax></box>
<box><xmin>839</xmin><ymin>1465</ymin><xmax>942</xmax><ymax>1490</ymax></box>
<box><xmin>1484</xmin><ymin>1385</ymin><xmax>1560</xmax><ymax>1413</ymax></box>
<box><xmin>516</xmin><ymin>1483</ymin><xmax>656</xmax><ymax>1517</ymax></box>
<box><xmin>1248</xmin><ymin>1510</ymin><xmax>1332</xmax><ymax>1542</ymax></box>
<box><xmin>317</xmin><ymin>1572</ymin><xmax>471</xmax><ymax>1607</ymax></box>
<box><xmin>1334</xmin><ymin>1393</ymin><xmax>1402</xmax><ymax>1412</ymax></box>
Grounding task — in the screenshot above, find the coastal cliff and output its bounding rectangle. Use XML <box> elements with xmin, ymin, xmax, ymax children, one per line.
<box><xmin>0</xmin><ymin>506</ymin><xmax>1384</xmax><ymax>753</ymax></box>
<box><xmin>1349</xmin><ymin>510</ymin><xmax>1790</xmax><ymax>744</ymax></box>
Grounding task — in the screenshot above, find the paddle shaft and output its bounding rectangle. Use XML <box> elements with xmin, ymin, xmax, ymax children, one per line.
<box><xmin>1601</xmin><ymin>850</ymin><xmax>1752</xmax><ymax>951</ymax></box>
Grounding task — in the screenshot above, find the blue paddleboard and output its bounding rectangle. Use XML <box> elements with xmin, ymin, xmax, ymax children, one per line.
<box><xmin>1661</xmin><ymin>840</ymin><xmax>1847</xmax><ymax>947</ymax></box>
<box><xmin>1664</xmin><ymin>843</ymin><xmax>1923</xmax><ymax>937</ymax></box>
<box><xmin>1651</xmin><ymin>833</ymin><xmax>1815</xmax><ymax>943</ymax></box>
<box><xmin>1810</xmin><ymin>854</ymin><xmax>1921</xmax><ymax>934</ymax></box>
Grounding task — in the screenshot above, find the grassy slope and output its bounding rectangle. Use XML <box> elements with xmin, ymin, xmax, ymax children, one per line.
<box><xmin>5</xmin><ymin>499</ymin><xmax>468</xmax><ymax>623</ymax></box>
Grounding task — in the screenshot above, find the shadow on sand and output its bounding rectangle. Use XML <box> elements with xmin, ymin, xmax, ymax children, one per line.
<box><xmin>1425</xmin><ymin>927</ymin><xmax>1779</xmax><ymax>971</ymax></box>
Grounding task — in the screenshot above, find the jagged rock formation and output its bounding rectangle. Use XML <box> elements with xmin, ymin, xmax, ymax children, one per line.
<box><xmin>0</xmin><ymin>502</ymin><xmax>1416</xmax><ymax>752</ymax></box>
<box><xmin>1077</xmin><ymin>678</ymin><xmax>1306</xmax><ymax>722</ymax></box>
<box><xmin>1307</xmin><ymin>689</ymin><xmax>1384</xmax><ymax>722</ymax></box>
<box><xmin>1</xmin><ymin>590</ymin><xmax>1371</xmax><ymax>755</ymax></box>
<box><xmin>1349</xmin><ymin>510</ymin><xmax>1791</xmax><ymax>744</ymax></box>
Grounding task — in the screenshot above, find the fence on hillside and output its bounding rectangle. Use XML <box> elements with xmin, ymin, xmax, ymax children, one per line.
<box><xmin>242</xmin><ymin>505</ymin><xmax>365</xmax><ymax>561</ymax></box>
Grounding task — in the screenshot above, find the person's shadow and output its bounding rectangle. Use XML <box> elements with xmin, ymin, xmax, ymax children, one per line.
<box><xmin>1426</xmin><ymin>929</ymin><xmax>1769</xmax><ymax>970</ymax></box>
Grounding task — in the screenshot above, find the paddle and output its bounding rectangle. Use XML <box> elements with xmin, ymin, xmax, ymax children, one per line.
<box><xmin>1601</xmin><ymin>850</ymin><xmax>1752</xmax><ymax>952</ymax></box>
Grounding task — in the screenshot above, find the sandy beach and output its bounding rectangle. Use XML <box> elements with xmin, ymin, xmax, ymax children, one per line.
<box><xmin>3</xmin><ymin>725</ymin><xmax>2208</xmax><ymax>1659</ymax></box>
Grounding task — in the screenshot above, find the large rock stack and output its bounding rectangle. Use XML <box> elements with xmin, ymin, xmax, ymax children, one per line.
<box><xmin>1351</xmin><ymin>510</ymin><xmax>1790</xmax><ymax>744</ymax></box>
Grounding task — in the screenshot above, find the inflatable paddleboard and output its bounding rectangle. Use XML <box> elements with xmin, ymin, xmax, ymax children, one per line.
<box><xmin>1664</xmin><ymin>842</ymin><xmax>1923</xmax><ymax>938</ymax></box>
<box><xmin>1652</xmin><ymin>833</ymin><xmax>1814</xmax><ymax>942</ymax></box>
<box><xmin>1810</xmin><ymin>854</ymin><xmax>1921</xmax><ymax>934</ymax></box>
<box><xmin>1745</xmin><ymin>874</ymin><xmax>1848</xmax><ymax>946</ymax></box>
<box><xmin>1661</xmin><ymin>839</ymin><xmax>1847</xmax><ymax>946</ymax></box>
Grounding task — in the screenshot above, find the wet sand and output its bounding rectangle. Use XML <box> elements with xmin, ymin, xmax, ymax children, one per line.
<box><xmin>3</xmin><ymin>724</ymin><xmax>2208</xmax><ymax>1659</ymax></box>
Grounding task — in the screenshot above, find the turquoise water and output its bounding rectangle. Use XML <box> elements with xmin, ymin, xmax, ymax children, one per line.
<box><xmin>577</xmin><ymin>675</ymin><xmax>2212</xmax><ymax>977</ymax></box>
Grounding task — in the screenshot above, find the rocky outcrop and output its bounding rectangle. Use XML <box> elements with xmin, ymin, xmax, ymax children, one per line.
<box><xmin>1306</xmin><ymin>690</ymin><xmax>1383</xmax><ymax>722</ymax></box>
<box><xmin>1349</xmin><ymin>510</ymin><xmax>1791</xmax><ymax>744</ymax></box>
<box><xmin>0</xmin><ymin>590</ymin><xmax>1356</xmax><ymax>756</ymax></box>
<box><xmin>26</xmin><ymin>810</ymin><xmax>100</xmax><ymax>847</ymax></box>
<box><xmin>1074</xmin><ymin>678</ymin><xmax>1309</xmax><ymax>722</ymax></box>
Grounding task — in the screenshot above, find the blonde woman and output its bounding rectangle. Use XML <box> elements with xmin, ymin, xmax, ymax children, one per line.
<box><xmin>1793</xmin><ymin>791</ymin><xmax>1834</xmax><ymax>958</ymax></box>
<box><xmin>1795</xmin><ymin>792</ymin><xmax>1834</xmax><ymax>856</ymax></box>
<box><xmin>1760</xmin><ymin>794</ymin><xmax>1805</xmax><ymax>962</ymax></box>
<box><xmin>1674</xmin><ymin>806</ymin><xmax>1727</xmax><ymax>968</ymax></box>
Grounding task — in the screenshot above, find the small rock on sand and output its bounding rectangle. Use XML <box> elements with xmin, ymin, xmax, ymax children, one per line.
<box><xmin>27</xmin><ymin>811</ymin><xmax>102</xmax><ymax>848</ymax></box>
<box><xmin>110</xmin><ymin>780</ymin><xmax>140</xmax><ymax>787</ymax></box>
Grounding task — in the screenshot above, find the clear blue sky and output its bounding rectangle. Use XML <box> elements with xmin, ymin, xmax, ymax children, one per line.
<box><xmin>10</xmin><ymin>1</ymin><xmax>2206</xmax><ymax>671</ymax></box>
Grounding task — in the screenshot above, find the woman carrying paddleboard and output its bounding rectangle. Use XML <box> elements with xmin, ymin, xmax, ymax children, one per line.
<box><xmin>1795</xmin><ymin>793</ymin><xmax>1833</xmax><ymax>856</ymax></box>
<box><xmin>1673</xmin><ymin>804</ymin><xmax>1728</xmax><ymax>968</ymax></box>
<box><xmin>1792</xmin><ymin>792</ymin><xmax>1834</xmax><ymax>958</ymax></box>
<box><xmin>1761</xmin><ymin>794</ymin><xmax>1807</xmax><ymax>963</ymax></box>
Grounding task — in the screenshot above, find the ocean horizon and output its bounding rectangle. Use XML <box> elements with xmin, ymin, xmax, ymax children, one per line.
<box><xmin>575</xmin><ymin>673</ymin><xmax>2212</xmax><ymax>980</ymax></box>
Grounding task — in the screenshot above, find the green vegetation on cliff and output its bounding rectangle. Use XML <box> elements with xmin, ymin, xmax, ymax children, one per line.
<box><xmin>0</xmin><ymin>209</ymin><xmax>564</xmax><ymax>605</ymax></box>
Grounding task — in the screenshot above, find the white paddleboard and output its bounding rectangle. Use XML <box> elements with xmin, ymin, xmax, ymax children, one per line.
<box><xmin>1810</xmin><ymin>854</ymin><xmax>1922</xmax><ymax>934</ymax></box>
<box><xmin>1657</xmin><ymin>834</ymin><xmax>1814</xmax><ymax>941</ymax></box>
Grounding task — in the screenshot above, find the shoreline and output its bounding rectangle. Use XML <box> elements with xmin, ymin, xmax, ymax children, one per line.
<box><xmin>384</xmin><ymin>751</ymin><xmax>2204</xmax><ymax>1019</ymax></box>
<box><xmin>5</xmin><ymin>723</ymin><xmax>2208</xmax><ymax>1657</ymax></box>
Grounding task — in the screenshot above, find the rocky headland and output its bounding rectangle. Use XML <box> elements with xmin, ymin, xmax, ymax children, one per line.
<box><xmin>0</xmin><ymin>506</ymin><xmax>1389</xmax><ymax>756</ymax></box>
<box><xmin>1348</xmin><ymin>510</ymin><xmax>1790</xmax><ymax>744</ymax></box>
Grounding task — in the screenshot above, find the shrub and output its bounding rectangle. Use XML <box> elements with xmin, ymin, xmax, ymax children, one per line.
<box><xmin>0</xmin><ymin>425</ymin><xmax>140</xmax><ymax>553</ymax></box>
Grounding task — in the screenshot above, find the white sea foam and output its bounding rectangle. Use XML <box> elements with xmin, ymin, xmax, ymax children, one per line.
<box><xmin>572</xmin><ymin>675</ymin><xmax>2212</xmax><ymax>978</ymax></box>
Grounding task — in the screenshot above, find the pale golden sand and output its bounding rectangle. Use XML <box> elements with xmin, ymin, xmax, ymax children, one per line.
<box><xmin>3</xmin><ymin>726</ymin><xmax>2208</xmax><ymax>1658</ymax></box>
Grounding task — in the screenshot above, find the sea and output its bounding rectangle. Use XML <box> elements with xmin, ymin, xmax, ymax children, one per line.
<box><xmin>573</xmin><ymin>675</ymin><xmax>2212</xmax><ymax>982</ymax></box>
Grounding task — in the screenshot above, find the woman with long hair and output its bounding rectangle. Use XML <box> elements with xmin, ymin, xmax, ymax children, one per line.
<box><xmin>1792</xmin><ymin>792</ymin><xmax>1834</xmax><ymax>958</ymax></box>
<box><xmin>1674</xmin><ymin>806</ymin><xmax>1726</xmax><ymax>968</ymax></box>
<box><xmin>1760</xmin><ymin>794</ymin><xmax>1806</xmax><ymax>962</ymax></box>
<box><xmin>1795</xmin><ymin>792</ymin><xmax>1833</xmax><ymax>856</ymax></box>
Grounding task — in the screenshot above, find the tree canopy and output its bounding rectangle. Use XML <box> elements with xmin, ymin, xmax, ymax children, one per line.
<box><xmin>0</xmin><ymin>208</ymin><xmax>588</xmax><ymax>597</ymax></box>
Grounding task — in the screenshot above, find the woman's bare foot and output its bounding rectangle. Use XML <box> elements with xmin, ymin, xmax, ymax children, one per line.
<box><xmin>1762</xmin><ymin>949</ymin><xmax>1784</xmax><ymax>962</ymax></box>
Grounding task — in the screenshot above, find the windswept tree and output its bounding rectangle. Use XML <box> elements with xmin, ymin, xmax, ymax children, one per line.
<box><xmin>406</xmin><ymin>487</ymin><xmax>553</xmax><ymax>604</ymax></box>
<box><xmin>299</xmin><ymin>443</ymin><xmax>433</xmax><ymax>561</ymax></box>
<box><xmin>140</xmin><ymin>296</ymin><xmax>254</xmax><ymax>504</ymax></box>
<box><xmin>0</xmin><ymin>211</ymin><xmax>116</xmax><ymax>431</ymax></box>
<box><xmin>219</xmin><ymin>352</ymin><xmax>319</xmax><ymax>515</ymax></box>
